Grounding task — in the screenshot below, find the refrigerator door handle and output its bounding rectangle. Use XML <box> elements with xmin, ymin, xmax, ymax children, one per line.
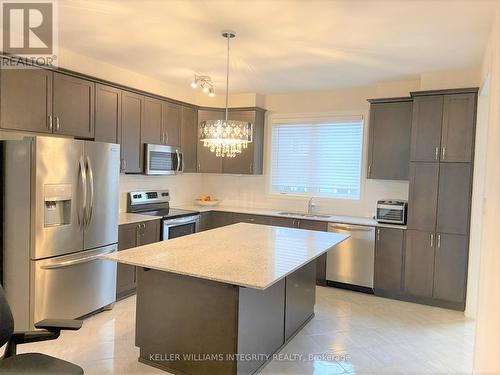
<box><xmin>78</xmin><ymin>156</ymin><xmax>87</xmax><ymax>230</ymax></box>
<box><xmin>40</xmin><ymin>247</ymin><xmax>116</xmax><ymax>270</ymax></box>
<box><xmin>85</xmin><ymin>155</ymin><xmax>95</xmax><ymax>229</ymax></box>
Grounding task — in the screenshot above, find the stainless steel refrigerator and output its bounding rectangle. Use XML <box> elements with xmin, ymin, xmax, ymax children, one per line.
<box><xmin>1</xmin><ymin>136</ymin><xmax>120</xmax><ymax>330</ymax></box>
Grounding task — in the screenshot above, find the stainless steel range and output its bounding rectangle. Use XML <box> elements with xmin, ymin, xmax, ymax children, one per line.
<box><xmin>127</xmin><ymin>190</ymin><xmax>200</xmax><ymax>240</ymax></box>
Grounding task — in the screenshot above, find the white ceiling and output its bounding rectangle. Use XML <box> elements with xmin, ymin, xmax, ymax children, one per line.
<box><xmin>59</xmin><ymin>0</ymin><xmax>497</xmax><ymax>94</ymax></box>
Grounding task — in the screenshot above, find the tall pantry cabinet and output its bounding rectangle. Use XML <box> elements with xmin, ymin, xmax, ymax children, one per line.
<box><xmin>405</xmin><ymin>88</ymin><xmax>477</xmax><ymax>310</ymax></box>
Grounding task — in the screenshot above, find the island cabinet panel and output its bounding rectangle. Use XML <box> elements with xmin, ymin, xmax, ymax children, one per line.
<box><xmin>404</xmin><ymin>230</ymin><xmax>435</xmax><ymax>298</ymax></box>
<box><xmin>94</xmin><ymin>84</ymin><xmax>121</xmax><ymax>143</ymax></box>
<box><xmin>374</xmin><ymin>227</ymin><xmax>405</xmax><ymax>294</ymax></box>
<box><xmin>285</xmin><ymin>261</ymin><xmax>316</xmax><ymax>341</ymax></box>
<box><xmin>163</xmin><ymin>102</ymin><xmax>181</xmax><ymax>147</ymax></box>
<box><xmin>432</xmin><ymin>233</ymin><xmax>468</xmax><ymax>303</ymax></box>
<box><xmin>52</xmin><ymin>73</ymin><xmax>95</xmax><ymax>138</ymax></box>
<box><xmin>237</xmin><ymin>279</ymin><xmax>285</xmax><ymax>375</ymax></box>
<box><xmin>141</xmin><ymin>96</ymin><xmax>163</xmax><ymax>148</ymax></box>
<box><xmin>407</xmin><ymin>162</ymin><xmax>439</xmax><ymax>232</ymax></box>
<box><xmin>136</xmin><ymin>269</ymin><xmax>239</xmax><ymax>375</ymax></box>
<box><xmin>410</xmin><ymin>95</ymin><xmax>444</xmax><ymax>162</ymax></box>
<box><xmin>116</xmin><ymin>220</ymin><xmax>160</xmax><ymax>299</ymax></box>
<box><xmin>367</xmin><ymin>99</ymin><xmax>413</xmax><ymax>180</ymax></box>
<box><xmin>197</xmin><ymin>109</ymin><xmax>224</xmax><ymax>173</ymax></box>
<box><xmin>181</xmin><ymin>106</ymin><xmax>198</xmax><ymax>172</ymax></box>
<box><xmin>134</xmin><ymin>258</ymin><xmax>319</xmax><ymax>375</ymax></box>
<box><xmin>120</xmin><ymin>91</ymin><xmax>143</xmax><ymax>173</ymax></box>
<box><xmin>440</xmin><ymin>94</ymin><xmax>476</xmax><ymax>163</ymax></box>
<box><xmin>0</xmin><ymin>68</ymin><xmax>53</xmax><ymax>133</ymax></box>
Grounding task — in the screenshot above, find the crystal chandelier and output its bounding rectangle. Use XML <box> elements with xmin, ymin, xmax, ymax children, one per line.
<box><xmin>199</xmin><ymin>31</ymin><xmax>253</xmax><ymax>158</ymax></box>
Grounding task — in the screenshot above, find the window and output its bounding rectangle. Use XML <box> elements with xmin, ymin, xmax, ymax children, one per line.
<box><xmin>270</xmin><ymin>117</ymin><xmax>363</xmax><ymax>199</ymax></box>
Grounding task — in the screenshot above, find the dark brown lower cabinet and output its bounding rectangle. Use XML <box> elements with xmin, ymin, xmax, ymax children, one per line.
<box><xmin>208</xmin><ymin>211</ymin><xmax>233</xmax><ymax>229</ymax></box>
<box><xmin>116</xmin><ymin>219</ymin><xmax>160</xmax><ymax>299</ymax></box>
<box><xmin>433</xmin><ymin>233</ymin><xmax>468</xmax><ymax>303</ymax></box>
<box><xmin>232</xmin><ymin>213</ymin><xmax>272</xmax><ymax>225</ymax></box>
<box><xmin>404</xmin><ymin>229</ymin><xmax>435</xmax><ymax>298</ymax></box>
<box><xmin>374</xmin><ymin>228</ymin><xmax>405</xmax><ymax>293</ymax></box>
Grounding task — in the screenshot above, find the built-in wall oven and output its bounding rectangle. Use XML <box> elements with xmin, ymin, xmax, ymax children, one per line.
<box><xmin>144</xmin><ymin>144</ymin><xmax>183</xmax><ymax>175</ymax></box>
<box><xmin>127</xmin><ymin>190</ymin><xmax>199</xmax><ymax>240</ymax></box>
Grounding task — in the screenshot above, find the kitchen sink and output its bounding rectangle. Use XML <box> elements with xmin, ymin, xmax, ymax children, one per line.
<box><xmin>277</xmin><ymin>212</ymin><xmax>331</xmax><ymax>219</ymax></box>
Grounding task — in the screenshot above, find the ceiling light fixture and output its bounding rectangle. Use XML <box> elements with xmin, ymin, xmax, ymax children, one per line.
<box><xmin>191</xmin><ymin>74</ymin><xmax>214</xmax><ymax>96</ymax></box>
<box><xmin>199</xmin><ymin>30</ymin><xmax>252</xmax><ymax>158</ymax></box>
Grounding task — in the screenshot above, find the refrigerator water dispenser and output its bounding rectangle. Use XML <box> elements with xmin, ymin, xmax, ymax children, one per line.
<box><xmin>44</xmin><ymin>184</ymin><xmax>72</xmax><ymax>227</ymax></box>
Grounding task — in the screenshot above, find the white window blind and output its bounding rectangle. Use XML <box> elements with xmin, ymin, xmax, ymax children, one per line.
<box><xmin>270</xmin><ymin>118</ymin><xmax>363</xmax><ymax>199</ymax></box>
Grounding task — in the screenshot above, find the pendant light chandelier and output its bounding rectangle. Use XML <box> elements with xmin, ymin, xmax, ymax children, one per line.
<box><xmin>199</xmin><ymin>31</ymin><xmax>252</xmax><ymax>158</ymax></box>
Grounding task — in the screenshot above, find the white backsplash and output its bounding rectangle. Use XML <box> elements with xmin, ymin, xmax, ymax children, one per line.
<box><xmin>200</xmin><ymin>174</ymin><xmax>408</xmax><ymax>219</ymax></box>
<box><xmin>119</xmin><ymin>173</ymin><xmax>203</xmax><ymax>211</ymax></box>
<box><xmin>119</xmin><ymin>173</ymin><xmax>408</xmax><ymax>219</ymax></box>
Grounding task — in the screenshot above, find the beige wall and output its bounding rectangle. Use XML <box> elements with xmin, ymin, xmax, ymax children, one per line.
<box><xmin>473</xmin><ymin>2</ymin><xmax>500</xmax><ymax>374</ymax></box>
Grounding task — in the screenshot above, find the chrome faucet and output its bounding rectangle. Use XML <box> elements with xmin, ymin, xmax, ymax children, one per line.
<box><xmin>307</xmin><ymin>197</ymin><xmax>317</xmax><ymax>214</ymax></box>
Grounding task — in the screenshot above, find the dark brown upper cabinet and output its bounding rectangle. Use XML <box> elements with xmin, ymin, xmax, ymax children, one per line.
<box><xmin>197</xmin><ymin>109</ymin><xmax>224</xmax><ymax>173</ymax></box>
<box><xmin>410</xmin><ymin>90</ymin><xmax>477</xmax><ymax>163</ymax></box>
<box><xmin>407</xmin><ymin>162</ymin><xmax>439</xmax><ymax>232</ymax></box>
<box><xmin>0</xmin><ymin>68</ymin><xmax>53</xmax><ymax>133</ymax></box>
<box><xmin>121</xmin><ymin>91</ymin><xmax>143</xmax><ymax>173</ymax></box>
<box><xmin>410</xmin><ymin>95</ymin><xmax>443</xmax><ymax>162</ymax></box>
<box><xmin>181</xmin><ymin>106</ymin><xmax>198</xmax><ymax>173</ymax></box>
<box><xmin>374</xmin><ymin>227</ymin><xmax>405</xmax><ymax>293</ymax></box>
<box><xmin>163</xmin><ymin>102</ymin><xmax>181</xmax><ymax>147</ymax></box>
<box><xmin>436</xmin><ymin>163</ymin><xmax>472</xmax><ymax>235</ymax></box>
<box><xmin>141</xmin><ymin>96</ymin><xmax>163</xmax><ymax>147</ymax></box>
<box><xmin>367</xmin><ymin>98</ymin><xmax>412</xmax><ymax>180</ymax></box>
<box><xmin>197</xmin><ymin>108</ymin><xmax>266</xmax><ymax>174</ymax></box>
<box><xmin>440</xmin><ymin>94</ymin><xmax>476</xmax><ymax>162</ymax></box>
<box><xmin>222</xmin><ymin>109</ymin><xmax>265</xmax><ymax>175</ymax></box>
<box><xmin>94</xmin><ymin>83</ymin><xmax>121</xmax><ymax>143</ymax></box>
<box><xmin>52</xmin><ymin>73</ymin><xmax>94</xmax><ymax>138</ymax></box>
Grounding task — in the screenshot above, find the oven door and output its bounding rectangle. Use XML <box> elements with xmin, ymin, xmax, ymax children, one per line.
<box><xmin>163</xmin><ymin>215</ymin><xmax>200</xmax><ymax>240</ymax></box>
<box><xmin>144</xmin><ymin>144</ymin><xmax>182</xmax><ymax>175</ymax></box>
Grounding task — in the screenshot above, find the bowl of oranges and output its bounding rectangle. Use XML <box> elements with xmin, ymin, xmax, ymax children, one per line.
<box><xmin>195</xmin><ymin>195</ymin><xmax>220</xmax><ymax>207</ymax></box>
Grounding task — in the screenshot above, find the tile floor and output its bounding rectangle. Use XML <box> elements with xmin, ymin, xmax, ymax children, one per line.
<box><xmin>20</xmin><ymin>287</ymin><xmax>475</xmax><ymax>374</ymax></box>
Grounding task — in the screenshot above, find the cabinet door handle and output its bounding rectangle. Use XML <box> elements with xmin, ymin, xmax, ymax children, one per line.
<box><xmin>55</xmin><ymin>116</ymin><xmax>60</xmax><ymax>131</ymax></box>
<box><xmin>198</xmin><ymin>162</ymin><xmax>201</xmax><ymax>172</ymax></box>
<box><xmin>165</xmin><ymin>130</ymin><xmax>169</xmax><ymax>144</ymax></box>
<box><xmin>430</xmin><ymin>233</ymin><xmax>434</xmax><ymax>248</ymax></box>
<box><xmin>441</xmin><ymin>147</ymin><xmax>446</xmax><ymax>160</ymax></box>
<box><xmin>368</xmin><ymin>164</ymin><xmax>372</xmax><ymax>176</ymax></box>
<box><xmin>435</xmin><ymin>147</ymin><xmax>439</xmax><ymax>161</ymax></box>
<box><xmin>48</xmin><ymin>115</ymin><xmax>53</xmax><ymax>131</ymax></box>
<box><xmin>437</xmin><ymin>234</ymin><xmax>441</xmax><ymax>249</ymax></box>
<box><xmin>377</xmin><ymin>228</ymin><xmax>380</xmax><ymax>241</ymax></box>
<box><xmin>249</xmin><ymin>162</ymin><xmax>253</xmax><ymax>174</ymax></box>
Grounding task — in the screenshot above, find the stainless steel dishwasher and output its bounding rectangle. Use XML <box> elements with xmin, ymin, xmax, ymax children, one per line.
<box><xmin>326</xmin><ymin>223</ymin><xmax>375</xmax><ymax>289</ymax></box>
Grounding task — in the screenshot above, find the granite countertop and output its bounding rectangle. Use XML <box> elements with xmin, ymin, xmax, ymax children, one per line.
<box><xmin>174</xmin><ymin>204</ymin><xmax>407</xmax><ymax>229</ymax></box>
<box><xmin>103</xmin><ymin>222</ymin><xmax>349</xmax><ymax>290</ymax></box>
<box><xmin>118</xmin><ymin>212</ymin><xmax>162</xmax><ymax>226</ymax></box>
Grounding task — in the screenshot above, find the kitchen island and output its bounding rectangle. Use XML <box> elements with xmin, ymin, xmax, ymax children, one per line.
<box><xmin>104</xmin><ymin>223</ymin><xmax>348</xmax><ymax>375</ymax></box>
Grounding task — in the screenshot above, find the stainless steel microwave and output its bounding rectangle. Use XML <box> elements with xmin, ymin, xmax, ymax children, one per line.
<box><xmin>144</xmin><ymin>144</ymin><xmax>183</xmax><ymax>175</ymax></box>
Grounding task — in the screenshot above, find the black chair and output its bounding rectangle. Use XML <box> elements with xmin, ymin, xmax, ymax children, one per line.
<box><xmin>0</xmin><ymin>285</ymin><xmax>84</xmax><ymax>374</ymax></box>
